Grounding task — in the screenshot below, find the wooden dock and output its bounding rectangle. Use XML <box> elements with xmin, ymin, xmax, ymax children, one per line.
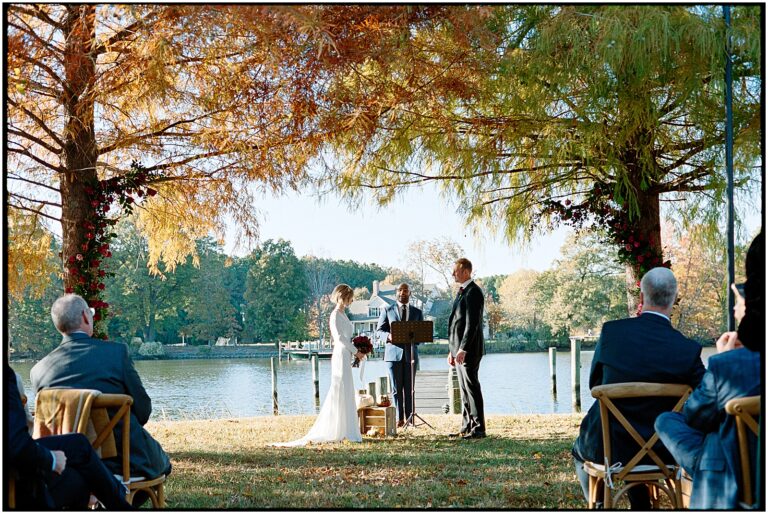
<box><xmin>414</xmin><ymin>370</ymin><xmax>450</xmax><ymax>414</ymax></box>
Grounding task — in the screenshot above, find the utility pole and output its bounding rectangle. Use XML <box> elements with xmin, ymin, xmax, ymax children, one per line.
<box><xmin>723</xmin><ymin>6</ymin><xmax>736</xmax><ymax>331</ymax></box>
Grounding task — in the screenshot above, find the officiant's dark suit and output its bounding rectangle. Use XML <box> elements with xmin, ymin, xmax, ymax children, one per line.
<box><xmin>31</xmin><ymin>295</ymin><xmax>171</xmax><ymax>483</ymax></box>
<box><xmin>376</xmin><ymin>283</ymin><xmax>423</xmax><ymax>426</ymax></box>
<box><xmin>448</xmin><ymin>258</ymin><xmax>486</xmax><ymax>438</ymax></box>
<box><xmin>572</xmin><ymin>267</ymin><xmax>705</xmax><ymax>508</ymax></box>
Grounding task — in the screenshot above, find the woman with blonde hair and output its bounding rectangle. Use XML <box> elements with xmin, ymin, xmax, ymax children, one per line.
<box><xmin>273</xmin><ymin>284</ymin><xmax>365</xmax><ymax>446</ymax></box>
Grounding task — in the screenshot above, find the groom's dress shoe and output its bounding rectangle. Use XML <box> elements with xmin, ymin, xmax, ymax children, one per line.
<box><xmin>397</xmin><ymin>420</ymin><xmax>405</xmax><ymax>428</ymax></box>
<box><xmin>448</xmin><ymin>430</ymin><xmax>468</xmax><ymax>438</ymax></box>
<box><xmin>462</xmin><ymin>430</ymin><xmax>486</xmax><ymax>440</ymax></box>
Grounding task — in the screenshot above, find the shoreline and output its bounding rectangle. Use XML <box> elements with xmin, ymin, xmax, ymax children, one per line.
<box><xmin>11</xmin><ymin>341</ymin><xmax>599</xmax><ymax>363</ymax></box>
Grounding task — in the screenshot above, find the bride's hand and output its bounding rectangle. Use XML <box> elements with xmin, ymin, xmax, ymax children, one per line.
<box><xmin>355</xmin><ymin>351</ymin><xmax>365</xmax><ymax>360</ymax></box>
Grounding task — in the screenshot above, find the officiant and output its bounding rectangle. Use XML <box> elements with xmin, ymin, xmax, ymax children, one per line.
<box><xmin>376</xmin><ymin>283</ymin><xmax>423</xmax><ymax>428</ymax></box>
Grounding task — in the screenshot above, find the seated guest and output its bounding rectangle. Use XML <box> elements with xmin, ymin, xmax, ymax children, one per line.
<box><xmin>655</xmin><ymin>233</ymin><xmax>762</xmax><ymax>509</ymax></box>
<box><xmin>572</xmin><ymin>267</ymin><xmax>706</xmax><ymax>509</ymax></box>
<box><xmin>31</xmin><ymin>294</ymin><xmax>171</xmax><ymax>503</ymax></box>
<box><xmin>737</xmin><ymin>231</ymin><xmax>764</xmax><ymax>353</ymax></box>
<box><xmin>7</xmin><ymin>363</ymin><xmax>132</xmax><ymax>510</ymax></box>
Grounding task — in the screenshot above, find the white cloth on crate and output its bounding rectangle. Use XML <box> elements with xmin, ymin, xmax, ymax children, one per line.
<box><xmin>272</xmin><ymin>308</ymin><xmax>362</xmax><ymax>447</ymax></box>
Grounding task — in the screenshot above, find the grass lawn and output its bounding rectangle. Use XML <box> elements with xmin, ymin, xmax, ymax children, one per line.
<box><xmin>147</xmin><ymin>413</ymin><xmax>587</xmax><ymax>509</ymax></box>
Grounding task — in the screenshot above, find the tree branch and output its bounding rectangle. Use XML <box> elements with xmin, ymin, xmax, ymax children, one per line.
<box><xmin>93</xmin><ymin>13</ymin><xmax>158</xmax><ymax>55</ymax></box>
<box><xmin>7</xmin><ymin>147</ymin><xmax>63</xmax><ymax>173</ymax></box>
<box><xmin>14</xmin><ymin>49</ymin><xmax>66</xmax><ymax>88</ymax></box>
<box><xmin>99</xmin><ymin>111</ymin><xmax>227</xmax><ymax>155</ymax></box>
<box><xmin>7</xmin><ymin>201</ymin><xmax>61</xmax><ymax>222</ymax></box>
<box><xmin>7</xmin><ymin>128</ymin><xmax>63</xmax><ymax>155</ymax></box>
<box><xmin>7</xmin><ymin>19</ymin><xmax>64</xmax><ymax>56</ymax></box>
<box><xmin>9</xmin><ymin>191</ymin><xmax>62</xmax><ymax>208</ymax></box>
<box><xmin>7</xmin><ymin>173</ymin><xmax>61</xmax><ymax>193</ymax></box>
<box><xmin>8</xmin><ymin>4</ymin><xmax>64</xmax><ymax>30</ymax></box>
<box><xmin>7</xmin><ymin>98</ymin><xmax>66</xmax><ymax>148</ymax></box>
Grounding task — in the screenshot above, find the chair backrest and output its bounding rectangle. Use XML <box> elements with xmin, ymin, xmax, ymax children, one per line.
<box><xmin>33</xmin><ymin>388</ymin><xmax>134</xmax><ymax>481</ymax></box>
<box><xmin>591</xmin><ymin>382</ymin><xmax>692</xmax><ymax>480</ymax></box>
<box><xmin>33</xmin><ymin>388</ymin><xmax>118</xmax><ymax>458</ymax></box>
<box><xmin>90</xmin><ymin>394</ymin><xmax>134</xmax><ymax>483</ymax></box>
<box><xmin>725</xmin><ymin>395</ymin><xmax>761</xmax><ymax>507</ymax></box>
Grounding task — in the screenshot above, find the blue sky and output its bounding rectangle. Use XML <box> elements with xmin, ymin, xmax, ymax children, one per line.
<box><xmin>224</xmin><ymin>184</ymin><xmax>572</xmax><ymax>281</ymax></box>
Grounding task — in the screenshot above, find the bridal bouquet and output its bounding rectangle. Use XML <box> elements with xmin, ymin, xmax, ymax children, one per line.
<box><xmin>351</xmin><ymin>335</ymin><xmax>373</xmax><ymax>367</ymax></box>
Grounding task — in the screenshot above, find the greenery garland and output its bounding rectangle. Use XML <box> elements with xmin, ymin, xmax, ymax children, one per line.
<box><xmin>64</xmin><ymin>162</ymin><xmax>156</xmax><ymax>338</ymax></box>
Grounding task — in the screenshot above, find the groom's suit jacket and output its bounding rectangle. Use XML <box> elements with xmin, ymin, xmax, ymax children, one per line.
<box><xmin>30</xmin><ymin>333</ymin><xmax>171</xmax><ymax>480</ymax></box>
<box><xmin>448</xmin><ymin>281</ymin><xmax>485</xmax><ymax>363</ymax></box>
<box><xmin>377</xmin><ymin>304</ymin><xmax>423</xmax><ymax>362</ymax></box>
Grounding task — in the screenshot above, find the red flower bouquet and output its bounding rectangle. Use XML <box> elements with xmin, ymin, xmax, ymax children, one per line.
<box><xmin>351</xmin><ymin>335</ymin><xmax>373</xmax><ymax>367</ymax></box>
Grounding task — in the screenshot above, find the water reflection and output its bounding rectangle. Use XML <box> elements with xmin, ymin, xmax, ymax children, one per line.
<box><xmin>12</xmin><ymin>347</ymin><xmax>716</xmax><ymax>420</ymax></box>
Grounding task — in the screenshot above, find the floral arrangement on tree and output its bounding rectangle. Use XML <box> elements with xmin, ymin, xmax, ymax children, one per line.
<box><xmin>64</xmin><ymin>162</ymin><xmax>157</xmax><ymax>338</ymax></box>
<box><xmin>535</xmin><ymin>182</ymin><xmax>672</xmax><ymax>315</ymax></box>
<box><xmin>351</xmin><ymin>335</ymin><xmax>373</xmax><ymax>367</ymax></box>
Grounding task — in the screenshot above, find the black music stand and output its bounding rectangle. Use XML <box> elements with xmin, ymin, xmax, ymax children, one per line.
<box><xmin>391</xmin><ymin>320</ymin><xmax>434</xmax><ymax>430</ymax></box>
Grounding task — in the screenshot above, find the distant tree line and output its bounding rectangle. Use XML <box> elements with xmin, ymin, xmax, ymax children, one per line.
<box><xmin>9</xmin><ymin>220</ymin><xmax>391</xmax><ymax>354</ymax></box>
<box><xmin>9</xmin><ymin>220</ymin><xmax>749</xmax><ymax>357</ymax></box>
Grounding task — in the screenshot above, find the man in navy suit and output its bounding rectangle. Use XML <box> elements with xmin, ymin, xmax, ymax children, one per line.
<box><xmin>572</xmin><ymin>267</ymin><xmax>705</xmax><ymax>508</ymax></box>
<box><xmin>376</xmin><ymin>283</ymin><xmax>423</xmax><ymax>427</ymax></box>
<box><xmin>31</xmin><ymin>294</ymin><xmax>171</xmax><ymax>502</ymax></box>
<box><xmin>447</xmin><ymin>258</ymin><xmax>486</xmax><ymax>440</ymax></box>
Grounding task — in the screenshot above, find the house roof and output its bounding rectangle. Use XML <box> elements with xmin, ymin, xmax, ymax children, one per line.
<box><xmin>427</xmin><ymin>299</ymin><xmax>453</xmax><ymax>317</ymax></box>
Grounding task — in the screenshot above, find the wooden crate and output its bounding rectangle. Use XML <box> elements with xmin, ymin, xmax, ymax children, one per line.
<box><xmin>358</xmin><ymin>406</ymin><xmax>396</xmax><ymax>437</ymax></box>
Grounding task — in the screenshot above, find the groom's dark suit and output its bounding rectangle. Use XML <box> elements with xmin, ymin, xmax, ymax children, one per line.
<box><xmin>448</xmin><ymin>280</ymin><xmax>485</xmax><ymax>435</ymax></box>
<box><xmin>377</xmin><ymin>303</ymin><xmax>423</xmax><ymax>423</ymax></box>
<box><xmin>30</xmin><ymin>332</ymin><xmax>171</xmax><ymax>481</ymax></box>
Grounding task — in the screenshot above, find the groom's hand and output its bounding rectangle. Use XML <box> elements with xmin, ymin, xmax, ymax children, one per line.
<box><xmin>455</xmin><ymin>349</ymin><xmax>467</xmax><ymax>365</ymax></box>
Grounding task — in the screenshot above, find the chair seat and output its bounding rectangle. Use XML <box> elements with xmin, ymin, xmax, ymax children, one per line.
<box><xmin>584</xmin><ymin>461</ymin><xmax>677</xmax><ymax>474</ymax></box>
<box><xmin>115</xmin><ymin>474</ymin><xmax>146</xmax><ymax>483</ymax></box>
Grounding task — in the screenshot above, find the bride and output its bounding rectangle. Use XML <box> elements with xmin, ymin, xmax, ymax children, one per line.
<box><xmin>272</xmin><ymin>284</ymin><xmax>365</xmax><ymax>446</ymax></box>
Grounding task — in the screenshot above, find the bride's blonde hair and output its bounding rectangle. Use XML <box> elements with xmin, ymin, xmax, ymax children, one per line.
<box><xmin>330</xmin><ymin>284</ymin><xmax>354</xmax><ymax>305</ymax></box>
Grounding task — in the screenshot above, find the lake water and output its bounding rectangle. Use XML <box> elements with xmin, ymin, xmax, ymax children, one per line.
<box><xmin>13</xmin><ymin>348</ymin><xmax>717</xmax><ymax>420</ymax></box>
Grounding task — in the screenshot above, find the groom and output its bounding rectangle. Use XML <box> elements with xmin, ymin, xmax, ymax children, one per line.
<box><xmin>447</xmin><ymin>258</ymin><xmax>486</xmax><ymax>439</ymax></box>
<box><xmin>376</xmin><ymin>283</ymin><xmax>423</xmax><ymax>428</ymax></box>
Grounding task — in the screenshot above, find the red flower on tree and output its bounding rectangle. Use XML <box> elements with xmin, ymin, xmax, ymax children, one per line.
<box><xmin>66</xmin><ymin>162</ymin><xmax>156</xmax><ymax>338</ymax></box>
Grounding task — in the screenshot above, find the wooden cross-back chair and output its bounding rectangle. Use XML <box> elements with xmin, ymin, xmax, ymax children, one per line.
<box><xmin>583</xmin><ymin>382</ymin><xmax>692</xmax><ymax>509</ymax></box>
<box><xmin>725</xmin><ymin>395</ymin><xmax>761</xmax><ymax>508</ymax></box>
<box><xmin>34</xmin><ymin>389</ymin><xmax>166</xmax><ymax>508</ymax></box>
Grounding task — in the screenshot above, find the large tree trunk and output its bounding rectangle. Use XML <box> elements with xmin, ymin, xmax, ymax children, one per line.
<box><xmin>623</xmin><ymin>188</ymin><xmax>662</xmax><ymax>317</ymax></box>
<box><xmin>60</xmin><ymin>6</ymin><xmax>105</xmax><ymax>333</ymax></box>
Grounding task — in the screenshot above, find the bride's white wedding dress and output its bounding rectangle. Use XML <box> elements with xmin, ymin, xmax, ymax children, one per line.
<box><xmin>272</xmin><ymin>308</ymin><xmax>362</xmax><ymax>446</ymax></box>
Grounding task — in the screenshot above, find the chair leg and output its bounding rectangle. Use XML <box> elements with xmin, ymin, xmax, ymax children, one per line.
<box><xmin>603</xmin><ymin>478</ymin><xmax>612</xmax><ymax>509</ymax></box>
<box><xmin>672</xmin><ymin>477</ymin><xmax>683</xmax><ymax>509</ymax></box>
<box><xmin>157</xmin><ymin>483</ymin><xmax>165</xmax><ymax>508</ymax></box>
<box><xmin>146</xmin><ymin>488</ymin><xmax>159</xmax><ymax>508</ymax></box>
<box><xmin>587</xmin><ymin>475</ymin><xmax>596</xmax><ymax>508</ymax></box>
<box><xmin>9</xmin><ymin>475</ymin><xmax>16</xmax><ymax>509</ymax></box>
<box><xmin>649</xmin><ymin>483</ymin><xmax>660</xmax><ymax>509</ymax></box>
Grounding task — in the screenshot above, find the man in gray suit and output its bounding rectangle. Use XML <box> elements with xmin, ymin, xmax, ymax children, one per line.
<box><xmin>31</xmin><ymin>294</ymin><xmax>171</xmax><ymax>500</ymax></box>
<box><xmin>447</xmin><ymin>258</ymin><xmax>486</xmax><ymax>439</ymax></box>
<box><xmin>376</xmin><ymin>283</ymin><xmax>423</xmax><ymax>427</ymax></box>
